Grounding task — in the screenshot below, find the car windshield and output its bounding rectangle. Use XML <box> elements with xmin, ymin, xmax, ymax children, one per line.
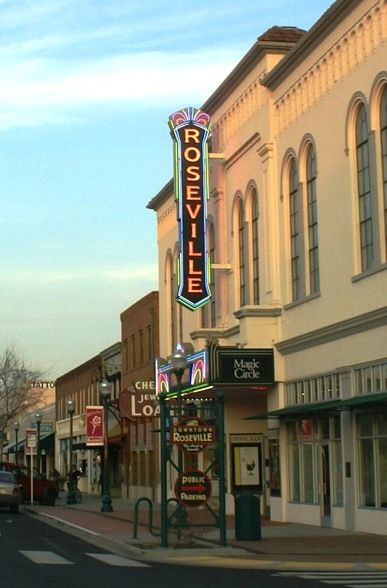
<box><xmin>0</xmin><ymin>472</ymin><xmax>14</xmax><ymax>483</ymax></box>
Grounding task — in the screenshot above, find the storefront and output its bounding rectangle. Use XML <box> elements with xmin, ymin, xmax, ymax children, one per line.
<box><xmin>156</xmin><ymin>341</ymin><xmax>275</xmax><ymax>513</ymax></box>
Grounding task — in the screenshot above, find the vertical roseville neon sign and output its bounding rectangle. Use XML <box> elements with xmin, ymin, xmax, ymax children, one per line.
<box><xmin>169</xmin><ymin>107</ymin><xmax>212</xmax><ymax>310</ymax></box>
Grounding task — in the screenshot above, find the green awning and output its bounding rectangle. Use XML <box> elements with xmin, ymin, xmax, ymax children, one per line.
<box><xmin>341</xmin><ymin>391</ymin><xmax>387</xmax><ymax>408</ymax></box>
<box><xmin>269</xmin><ymin>399</ymin><xmax>343</xmax><ymax>417</ymax></box>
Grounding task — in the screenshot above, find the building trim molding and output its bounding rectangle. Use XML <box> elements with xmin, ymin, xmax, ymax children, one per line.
<box><xmin>276</xmin><ymin>306</ymin><xmax>387</xmax><ymax>355</ymax></box>
<box><xmin>234</xmin><ymin>306</ymin><xmax>282</xmax><ymax>319</ymax></box>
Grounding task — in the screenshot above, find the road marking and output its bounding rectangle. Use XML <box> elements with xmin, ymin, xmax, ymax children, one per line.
<box><xmin>19</xmin><ymin>550</ymin><xmax>74</xmax><ymax>565</ymax></box>
<box><xmin>322</xmin><ymin>581</ymin><xmax>387</xmax><ymax>584</ymax></box>
<box><xmin>86</xmin><ymin>553</ymin><xmax>150</xmax><ymax>567</ymax></box>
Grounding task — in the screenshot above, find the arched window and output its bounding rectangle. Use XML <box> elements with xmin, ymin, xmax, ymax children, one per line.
<box><xmin>306</xmin><ymin>145</ymin><xmax>320</xmax><ymax>293</ymax></box>
<box><xmin>380</xmin><ymin>86</ymin><xmax>387</xmax><ymax>260</ymax></box>
<box><xmin>251</xmin><ymin>190</ymin><xmax>260</xmax><ymax>305</ymax></box>
<box><xmin>356</xmin><ymin>103</ymin><xmax>374</xmax><ymax>271</ymax></box>
<box><xmin>238</xmin><ymin>200</ymin><xmax>247</xmax><ymax>307</ymax></box>
<box><xmin>289</xmin><ymin>159</ymin><xmax>303</xmax><ymax>301</ymax></box>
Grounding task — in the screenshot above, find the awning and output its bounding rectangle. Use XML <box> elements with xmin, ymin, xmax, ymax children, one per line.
<box><xmin>268</xmin><ymin>399</ymin><xmax>344</xmax><ymax>417</ymax></box>
<box><xmin>341</xmin><ymin>391</ymin><xmax>387</xmax><ymax>409</ymax></box>
<box><xmin>268</xmin><ymin>393</ymin><xmax>387</xmax><ymax>418</ymax></box>
<box><xmin>39</xmin><ymin>432</ymin><xmax>55</xmax><ymax>451</ymax></box>
<box><xmin>4</xmin><ymin>440</ymin><xmax>25</xmax><ymax>453</ymax></box>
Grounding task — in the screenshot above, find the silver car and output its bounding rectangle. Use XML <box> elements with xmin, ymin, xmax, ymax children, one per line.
<box><xmin>0</xmin><ymin>471</ymin><xmax>21</xmax><ymax>513</ymax></box>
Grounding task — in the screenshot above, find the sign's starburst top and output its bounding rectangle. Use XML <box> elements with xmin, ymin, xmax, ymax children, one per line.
<box><xmin>169</xmin><ymin>107</ymin><xmax>212</xmax><ymax>131</ymax></box>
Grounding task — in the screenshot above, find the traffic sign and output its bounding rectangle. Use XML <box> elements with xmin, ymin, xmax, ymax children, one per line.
<box><xmin>25</xmin><ymin>429</ymin><xmax>37</xmax><ymax>454</ymax></box>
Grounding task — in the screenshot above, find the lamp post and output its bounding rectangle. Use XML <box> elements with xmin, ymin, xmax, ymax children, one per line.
<box><xmin>100</xmin><ymin>379</ymin><xmax>113</xmax><ymax>512</ymax></box>
<box><xmin>171</xmin><ymin>344</ymin><xmax>188</xmax><ymax>489</ymax></box>
<box><xmin>14</xmin><ymin>422</ymin><xmax>20</xmax><ymax>465</ymax></box>
<box><xmin>66</xmin><ymin>400</ymin><xmax>76</xmax><ymax>505</ymax></box>
<box><xmin>35</xmin><ymin>413</ymin><xmax>42</xmax><ymax>476</ymax></box>
<box><xmin>171</xmin><ymin>344</ymin><xmax>188</xmax><ymax>419</ymax></box>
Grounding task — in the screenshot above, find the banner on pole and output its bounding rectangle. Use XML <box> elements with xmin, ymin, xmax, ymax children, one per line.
<box><xmin>85</xmin><ymin>406</ymin><xmax>104</xmax><ymax>446</ymax></box>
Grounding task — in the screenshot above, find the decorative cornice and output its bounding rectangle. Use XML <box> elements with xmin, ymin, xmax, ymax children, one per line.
<box><xmin>157</xmin><ymin>202</ymin><xmax>175</xmax><ymax>224</ymax></box>
<box><xmin>146</xmin><ymin>178</ymin><xmax>173</xmax><ymax>211</ymax></box>
<box><xmin>261</xmin><ymin>0</ymin><xmax>365</xmax><ymax>89</ymax></box>
<box><xmin>234</xmin><ymin>306</ymin><xmax>282</xmax><ymax>319</ymax></box>
<box><xmin>190</xmin><ymin>325</ymin><xmax>240</xmax><ymax>341</ymax></box>
<box><xmin>276</xmin><ymin>306</ymin><xmax>387</xmax><ymax>355</ymax></box>
<box><xmin>225</xmin><ymin>132</ymin><xmax>261</xmax><ymax>169</ymax></box>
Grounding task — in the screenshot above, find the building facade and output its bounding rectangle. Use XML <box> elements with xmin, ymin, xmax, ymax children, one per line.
<box><xmin>4</xmin><ymin>382</ymin><xmax>56</xmax><ymax>477</ymax></box>
<box><xmin>120</xmin><ymin>290</ymin><xmax>159</xmax><ymax>500</ymax></box>
<box><xmin>54</xmin><ymin>292</ymin><xmax>159</xmax><ymax>500</ymax></box>
<box><xmin>55</xmin><ymin>343</ymin><xmax>121</xmax><ymax>495</ymax></box>
<box><xmin>148</xmin><ymin>0</ymin><xmax>387</xmax><ymax>534</ymax></box>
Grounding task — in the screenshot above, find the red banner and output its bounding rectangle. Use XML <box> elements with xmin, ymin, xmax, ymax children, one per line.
<box><xmin>85</xmin><ymin>406</ymin><xmax>104</xmax><ymax>446</ymax></box>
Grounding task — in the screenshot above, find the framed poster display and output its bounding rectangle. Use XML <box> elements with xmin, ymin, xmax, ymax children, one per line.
<box><xmin>230</xmin><ymin>434</ymin><xmax>262</xmax><ymax>493</ymax></box>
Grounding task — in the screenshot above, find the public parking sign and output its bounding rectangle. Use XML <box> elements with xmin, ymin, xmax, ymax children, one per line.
<box><xmin>174</xmin><ymin>470</ymin><xmax>211</xmax><ymax>507</ymax></box>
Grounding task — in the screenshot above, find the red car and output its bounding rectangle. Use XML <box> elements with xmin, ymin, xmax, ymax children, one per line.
<box><xmin>0</xmin><ymin>462</ymin><xmax>58</xmax><ymax>506</ymax></box>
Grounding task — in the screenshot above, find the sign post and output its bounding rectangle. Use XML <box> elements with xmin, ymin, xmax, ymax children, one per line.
<box><xmin>159</xmin><ymin>391</ymin><xmax>226</xmax><ymax>547</ymax></box>
<box><xmin>25</xmin><ymin>429</ymin><xmax>37</xmax><ymax>504</ymax></box>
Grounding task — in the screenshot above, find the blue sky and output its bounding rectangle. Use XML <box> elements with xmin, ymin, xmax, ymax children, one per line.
<box><xmin>0</xmin><ymin>0</ymin><xmax>333</xmax><ymax>379</ymax></box>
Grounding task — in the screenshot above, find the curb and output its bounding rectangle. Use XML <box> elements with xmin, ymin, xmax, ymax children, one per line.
<box><xmin>24</xmin><ymin>506</ymin><xmax>387</xmax><ymax>571</ymax></box>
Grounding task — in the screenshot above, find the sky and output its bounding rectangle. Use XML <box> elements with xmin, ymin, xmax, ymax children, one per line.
<box><xmin>0</xmin><ymin>0</ymin><xmax>334</xmax><ymax>380</ymax></box>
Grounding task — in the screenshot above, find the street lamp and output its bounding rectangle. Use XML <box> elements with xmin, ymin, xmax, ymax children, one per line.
<box><xmin>171</xmin><ymin>344</ymin><xmax>188</xmax><ymax>419</ymax></box>
<box><xmin>14</xmin><ymin>422</ymin><xmax>20</xmax><ymax>465</ymax></box>
<box><xmin>35</xmin><ymin>413</ymin><xmax>42</xmax><ymax>475</ymax></box>
<box><xmin>66</xmin><ymin>400</ymin><xmax>76</xmax><ymax>505</ymax></box>
<box><xmin>100</xmin><ymin>379</ymin><xmax>113</xmax><ymax>512</ymax></box>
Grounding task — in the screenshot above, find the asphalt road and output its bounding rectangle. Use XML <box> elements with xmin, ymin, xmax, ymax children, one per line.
<box><xmin>2</xmin><ymin>509</ymin><xmax>387</xmax><ymax>588</ymax></box>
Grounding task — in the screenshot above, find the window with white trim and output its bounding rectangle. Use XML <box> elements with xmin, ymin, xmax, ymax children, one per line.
<box><xmin>356</xmin><ymin>103</ymin><xmax>374</xmax><ymax>271</ymax></box>
<box><xmin>251</xmin><ymin>189</ymin><xmax>260</xmax><ymax>305</ymax></box>
<box><xmin>357</xmin><ymin>410</ymin><xmax>387</xmax><ymax>509</ymax></box>
<box><xmin>380</xmin><ymin>86</ymin><xmax>387</xmax><ymax>261</ymax></box>
<box><xmin>289</xmin><ymin>158</ymin><xmax>303</xmax><ymax>301</ymax></box>
<box><xmin>306</xmin><ymin>144</ymin><xmax>320</xmax><ymax>293</ymax></box>
<box><xmin>354</xmin><ymin>360</ymin><xmax>387</xmax><ymax>395</ymax></box>
<box><xmin>285</xmin><ymin>373</ymin><xmax>340</xmax><ymax>405</ymax></box>
<box><xmin>238</xmin><ymin>200</ymin><xmax>247</xmax><ymax>307</ymax></box>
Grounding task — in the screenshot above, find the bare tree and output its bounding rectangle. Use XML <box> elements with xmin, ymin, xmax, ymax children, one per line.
<box><xmin>0</xmin><ymin>347</ymin><xmax>42</xmax><ymax>455</ymax></box>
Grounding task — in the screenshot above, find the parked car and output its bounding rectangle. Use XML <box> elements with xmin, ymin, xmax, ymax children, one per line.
<box><xmin>0</xmin><ymin>462</ymin><xmax>58</xmax><ymax>506</ymax></box>
<box><xmin>0</xmin><ymin>471</ymin><xmax>21</xmax><ymax>513</ymax></box>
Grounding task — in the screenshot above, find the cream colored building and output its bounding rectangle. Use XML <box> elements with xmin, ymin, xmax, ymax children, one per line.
<box><xmin>148</xmin><ymin>0</ymin><xmax>387</xmax><ymax>535</ymax></box>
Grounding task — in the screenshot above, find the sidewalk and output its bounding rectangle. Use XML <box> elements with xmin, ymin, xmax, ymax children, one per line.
<box><xmin>25</xmin><ymin>492</ymin><xmax>387</xmax><ymax>569</ymax></box>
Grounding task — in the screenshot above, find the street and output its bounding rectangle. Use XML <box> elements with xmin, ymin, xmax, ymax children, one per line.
<box><xmin>2</xmin><ymin>510</ymin><xmax>387</xmax><ymax>588</ymax></box>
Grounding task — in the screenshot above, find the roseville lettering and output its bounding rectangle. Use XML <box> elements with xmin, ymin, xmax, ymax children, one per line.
<box><xmin>173</xmin><ymin>430</ymin><xmax>214</xmax><ymax>443</ymax></box>
<box><xmin>169</xmin><ymin>107</ymin><xmax>212</xmax><ymax>311</ymax></box>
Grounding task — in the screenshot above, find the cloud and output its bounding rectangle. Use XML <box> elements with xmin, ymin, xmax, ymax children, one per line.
<box><xmin>0</xmin><ymin>47</ymin><xmax>240</xmax><ymax>129</ymax></box>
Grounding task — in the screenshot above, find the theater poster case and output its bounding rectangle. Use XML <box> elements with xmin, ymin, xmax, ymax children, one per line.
<box><xmin>231</xmin><ymin>434</ymin><xmax>263</xmax><ymax>493</ymax></box>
